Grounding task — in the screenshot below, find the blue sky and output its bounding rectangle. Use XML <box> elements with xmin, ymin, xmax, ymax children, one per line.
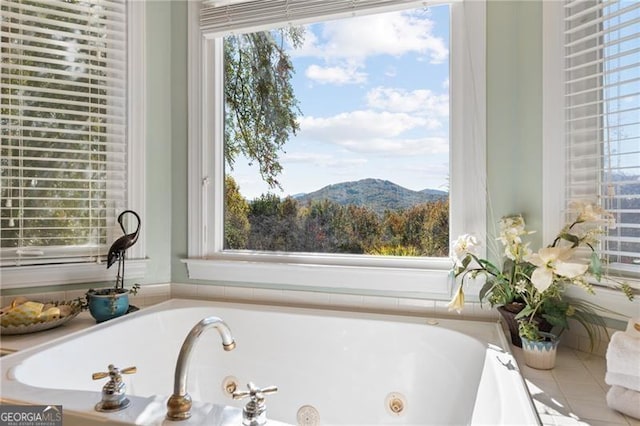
<box><xmin>229</xmin><ymin>4</ymin><xmax>451</xmax><ymax>200</ymax></box>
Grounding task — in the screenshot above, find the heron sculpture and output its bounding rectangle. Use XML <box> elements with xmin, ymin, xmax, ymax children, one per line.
<box><xmin>107</xmin><ymin>210</ymin><xmax>141</xmax><ymax>289</ymax></box>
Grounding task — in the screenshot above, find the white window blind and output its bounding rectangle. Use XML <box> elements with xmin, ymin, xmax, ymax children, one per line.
<box><xmin>564</xmin><ymin>0</ymin><xmax>640</xmax><ymax>275</ymax></box>
<box><xmin>1</xmin><ymin>0</ymin><xmax>128</xmax><ymax>266</ymax></box>
<box><xmin>200</xmin><ymin>0</ymin><xmax>442</xmax><ymax>35</ymax></box>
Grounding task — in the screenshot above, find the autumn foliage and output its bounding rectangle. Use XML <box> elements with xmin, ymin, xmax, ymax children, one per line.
<box><xmin>225</xmin><ymin>177</ymin><xmax>449</xmax><ymax>257</ymax></box>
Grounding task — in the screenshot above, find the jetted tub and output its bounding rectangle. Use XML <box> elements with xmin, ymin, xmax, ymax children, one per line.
<box><xmin>0</xmin><ymin>299</ymin><xmax>540</xmax><ymax>425</ymax></box>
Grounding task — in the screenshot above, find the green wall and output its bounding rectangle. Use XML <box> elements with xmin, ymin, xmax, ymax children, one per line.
<box><xmin>145</xmin><ymin>0</ymin><xmax>174</xmax><ymax>284</ymax></box>
<box><xmin>486</xmin><ymin>1</ymin><xmax>543</xmax><ymax>249</ymax></box>
<box><xmin>170</xmin><ymin>0</ymin><xmax>190</xmax><ymax>285</ymax></box>
<box><xmin>481</xmin><ymin>3</ymin><xmax>632</xmax><ymax>322</ymax></box>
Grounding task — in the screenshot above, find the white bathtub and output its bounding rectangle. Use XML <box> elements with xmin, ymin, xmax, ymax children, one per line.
<box><xmin>0</xmin><ymin>299</ymin><xmax>540</xmax><ymax>425</ymax></box>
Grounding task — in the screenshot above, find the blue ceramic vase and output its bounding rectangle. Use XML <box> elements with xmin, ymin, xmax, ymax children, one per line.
<box><xmin>86</xmin><ymin>290</ymin><xmax>129</xmax><ymax>323</ymax></box>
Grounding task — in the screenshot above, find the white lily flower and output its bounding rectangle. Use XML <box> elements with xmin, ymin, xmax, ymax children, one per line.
<box><xmin>525</xmin><ymin>247</ymin><xmax>589</xmax><ymax>293</ymax></box>
<box><xmin>569</xmin><ymin>200</ymin><xmax>616</xmax><ymax>227</ymax></box>
<box><xmin>447</xmin><ymin>285</ymin><xmax>465</xmax><ymax>313</ymax></box>
<box><xmin>497</xmin><ymin>215</ymin><xmax>535</xmax><ymax>261</ymax></box>
<box><xmin>451</xmin><ymin>234</ymin><xmax>479</xmax><ymax>267</ymax></box>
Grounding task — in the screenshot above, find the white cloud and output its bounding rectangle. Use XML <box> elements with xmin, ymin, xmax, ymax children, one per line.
<box><xmin>283</xmin><ymin>152</ymin><xmax>368</xmax><ymax>168</ymax></box>
<box><xmin>338</xmin><ymin>137</ymin><xmax>448</xmax><ymax>156</ymax></box>
<box><xmin>366</xmin><ymin>87</ymin><xmax>449</xmax><ymax>117</ymax></box>
<box><xmin>293</xmin><ymin>10</ymin><xmax>448</xmax><ymax>65</ymax></box>
<box><xmin>305</xmin><ymin>64</ymin><xmax>367</xmax><ymax>85</ymax></box>
<box><xmin>300</xmin><ymin>110</ymin><xmax>426</xmax><ymax>140</ymax></box>
<box><xmin>298</xmin><ymin>110</ymin><xmax>448</xmax><ymax>156</ymax></box>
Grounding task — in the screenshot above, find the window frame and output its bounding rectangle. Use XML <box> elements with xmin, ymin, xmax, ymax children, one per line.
<box><xmin>185</xmin><ymin>0</ymin><xmax>486</xmax><ymax>297</ymax></box>
<box><xmin>542</xmin><ymin>0</ymin><xmax>639</xmax><ymax>318</ymax></box>
<box><xmin>2</xmin><ymin>0</ymin><xmax>147</xmax><ymax>289</ymax></box>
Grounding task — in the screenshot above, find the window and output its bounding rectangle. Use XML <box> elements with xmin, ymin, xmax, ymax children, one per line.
<box><xmin>1</xmin><ymin>0</ymin><xmax>145</xmax><ymax>288</ymax></box>
<box><xmin>186</xmin><ymin>0</ymin><xmax>486</xmax><ymax>296</ymax></box>
<box><xmin>544</xmin><ymin>0</ymin><xmax>639</xmax><ymax>286</ymax></box>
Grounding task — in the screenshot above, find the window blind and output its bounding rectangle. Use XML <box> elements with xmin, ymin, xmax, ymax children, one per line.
<box><xmin>200</xmin><ymin>0</ymin><xmax>437</xmax><ymax>35</ymax></box>
<box><xmin>1</xmin><ymin>0</ymin><xmax>128</xmax><ymax>266</ymax></box>
<box><xmin>564</xmin><ymin>0</ymin><xmax>640</xmax><ymax>275</ymax></box>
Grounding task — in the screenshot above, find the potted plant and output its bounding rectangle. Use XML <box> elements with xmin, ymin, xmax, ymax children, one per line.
<box><xmin>86</xmin><ymin>284</ymin><xmax>140</xmax><ymax>323</ymax></box>
<box><xmin>448</xmin><ymin>215</ymin><xmax>548</xmax><ymax>346</ymax></box>
<box><xmin>86</xmin><ymin>210</ymin><xmax>142</xmax><ymax>323</ymax></box>
<box><xmin>448</xmin><ymin>202</ymin><xmax>634</xmax><ymax>356</ymax></box>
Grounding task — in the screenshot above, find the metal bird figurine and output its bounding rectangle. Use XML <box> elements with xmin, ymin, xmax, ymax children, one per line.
<box><xmin>107</xmin><ymin>210</ymin><xmax>141</xmax><ymax>290</ymax></box>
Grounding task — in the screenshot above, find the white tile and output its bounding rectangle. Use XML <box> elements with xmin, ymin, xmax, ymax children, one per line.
<box><xmin>548</xmin><ymin>414</ymin><xmax>589</xmax><ymax>425</ymax></box>
<box><xmin>328</xmin><ymin>293</ymin><xmax>363</xmax><ymax>308</ymax></box>
<box><xmin>171</xmin><ymin>283</ymin><xmax>198</xmax><ymax>299</ymax></box>
<box><xmin>434</xmin><ymin>300</ymin><xmax>458</xmax><ymax>317</ymax></box>
<box><xmin>520</xmin><ymin>362</ymin><xmax>558</xmax><ymax>381</ymax></box>
<box><xmin>559</xmin><ymin>379</ymin><xmax>606</xmax><ymax>403</ymax></box>
<box><xmin>554</xmin><ymin>348</ymin><xmax>586</xmax><ymax>371</ymax></box>
<box><xmin>579</xmin><ymin>419</ymin><xmax>628</xmax><ymax>426</ymax></box>
<box><xmin>471</xmin><ymin>302</ymin><xmax>499</xmax><ymax>320</ymax></box>
<box><xmin>64</xmin><ymin>289</ymin><xmax>88</xmax><ymax>301</ymax></box>
<box><xmin>138</xmin><ymin>283</ymin><xmax>170</xmax><ymax>297</ymax></box>
<box><xmin>624</xmin><ymin>414</ymin><xmax>640</xmax><ymax>426</ymax></box>
<box><xmin>527</xmin><ymin>377</ymin><xmax>563</xmax><ymax>398</ymax></box>
<box><xmin>33</xmin><ymin>292</ymin><xmax>66</xmax><ymax>303</ymax></box>
<box><xmin>576</xmin><ymin>353</ymin><xmax>606</xmax><ymax>378</ymax></box>
<box><xmin>566</xmin><ymin>397</ymin><xmax>629</xmax><ymax>424</ymax></box>
<box><xmin>128</xmin><ymin>292</ymin><xmax>144</xmax><ymax>306</ymax></box>
<box><xmin>223</xmin><ymin>286</ymin><xmax>254</xmax><ymax>301</ymax></box>
<box><xmin>143</xmin><ymin>295</ymin><xmax>169</xmax><ymax>307</ymax></box>
<box><xmin>196</xmin><ymin>285</ymin><xmax>225</xmax><ymax>300</ymax></box>
<box><xmin>252</xmin><ymin>288</ymin><xmax>284</xmax><ymax>303</ymax></box>
<box><xmin>553</xmin><ymin>367</ymin><xmax>599</xmax><ymax>386</ymax></box>
<box><xmin>397</xmin><ymin>297</ymin><xmax>435</xmax><ymax>315</ymax></box>
<box><xmin>362</xmin><ymin>295</ymin><xmax>398</xmax><ymax>311</ymax></box>
<box><xmin>538</xmin><ymin>413</ymin><xmax>560</xmax><ymax>426</ymax></box>
<box><xmin>533</xmin><ymin>395</ymin><xmax>571</xmax><ymax>417</ymax></box>
<box><xmin>279</xmin><ymin>289</ymin><xmax>331</xmax><ymax>307</ymax></box>
<box><xmin>576</xmin><ymin>337</ymin><xmax>608</xmax><ymax>357</ymax></box>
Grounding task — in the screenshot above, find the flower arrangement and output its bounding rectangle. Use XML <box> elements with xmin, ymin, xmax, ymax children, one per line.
<box><xmin>448</xmin><ymin>202</ymin><xmax>634</xmax><ymax>347</ymax></box>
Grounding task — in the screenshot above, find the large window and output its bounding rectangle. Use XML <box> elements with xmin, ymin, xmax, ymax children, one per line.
<box><xmin>544</xmin><ymin>0</ymin><xmax>639</xmax><ymax>288</ymax></box>
<box><xmin>1</xmin><ymin>0</ymin><xmax>145</xmax><ymax>288</ymax></box>
<box><xmin>186</xmin><ymin>0</ymin><xmax>486</xmax><ymax>295</ymax></box>
<box><xmin>222</xmin><ymin>7</ymin><xmax>451</xmax><ymax>258</ymax></box>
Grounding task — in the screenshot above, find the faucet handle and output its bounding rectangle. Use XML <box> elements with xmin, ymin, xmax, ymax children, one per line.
<box><xmin>92</xmin><ymin>364</ymin><xmax>136</xmax><ymax>413</ymax></box>
<box><xmin>233</xmin><ymin>382</ymin><xmax>278</xmax><ymax>426</ymax></box>
<box><xmin>232</xmin><ymin>382</ymin><xmax>278</xmax><ymax>402</ymax></box>
<box><xmin>92</xmin><ymin>364</ymin><xmax>137</xmax><ymax>381</ymax></box>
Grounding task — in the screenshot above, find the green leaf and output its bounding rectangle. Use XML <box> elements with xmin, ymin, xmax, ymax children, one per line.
<box><xmin>477</xmin><ymin>258</ymin><xmax>501</xmax><ymax>276</ymax></box>
<box><xmin>515</xmin><ymin>305</ymin><xmax>535</xmax><ymax>320</ymax></box>
<box><xmin>589</xmin><ymin>252</ymin><xmax>602</xmax><ymax>281</ymax></box>
<box><xmin>479</xmin><ymin>279</ymin><xmax>494</xmax><ymax>302</ymax></box>
<box><xmin>559</xmin><ymin>232</ymin><xmax>580</xmax><ymax>248</ymax></box>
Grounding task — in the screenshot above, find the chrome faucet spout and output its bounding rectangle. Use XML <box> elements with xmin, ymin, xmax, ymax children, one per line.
<box><xmin>166</xmin><ymin>316</ymin><xmax>236</xmax><ymax>421</ymax></box>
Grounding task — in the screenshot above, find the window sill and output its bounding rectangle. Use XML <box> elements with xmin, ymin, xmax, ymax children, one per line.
<box><xmin>1</xmin><ymin>259</ymin><xmax>148</xmax><ymax>290</ymax></box>
<box><xmin>565</xmin><ymin>284</ymin><xmax>640</xmax><ymax>321</ymax></box>
<box><xmin>182</xmin><ymin>255</ymin><xmax>453</xmax><ymax>297</ymax></box>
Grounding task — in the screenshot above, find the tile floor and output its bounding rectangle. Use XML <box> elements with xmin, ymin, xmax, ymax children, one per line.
<box><xmin>512</xmin><ymin>345</ymin><xmax>638</xmax><ymax>426</ymax></box>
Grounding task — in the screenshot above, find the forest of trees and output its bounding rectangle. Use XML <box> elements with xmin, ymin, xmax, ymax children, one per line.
<box><xmin>224</xmin><ymin>177</ymin><xmax>449</xmax><ymax>257</ymax></box>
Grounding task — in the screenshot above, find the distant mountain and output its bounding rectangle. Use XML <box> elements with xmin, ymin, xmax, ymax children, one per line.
<box><xmin>294</xmin><ymin>178</ymin><xmax>447</xmax><ymax>215</ymax></box>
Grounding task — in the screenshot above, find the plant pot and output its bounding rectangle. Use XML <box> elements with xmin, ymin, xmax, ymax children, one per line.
<box><xmin>497</xmin><ymin>302</ymin><xmax>554</xmax><ymax>348</ymax></box>
<box><xmin>86</xmin><ymin>289</ymin><xmax>129</xmax><ymax>323</ymax></box>
<box><xmin>521</xmin><ymin>332</ymin><xmax>559</xmax><ymax>370</ymax></box>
